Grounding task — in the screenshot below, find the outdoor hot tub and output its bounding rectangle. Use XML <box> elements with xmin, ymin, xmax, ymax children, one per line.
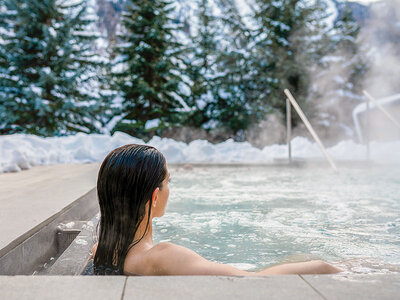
<box><xmin>152</xmin><ymin>164</ymin><xmax>400</xmax><ymax>274</ymax></box>
<box><xmin>47</xmin><ymin>163</ymin><xmax>400</xmax><ymax>275</ymax></box>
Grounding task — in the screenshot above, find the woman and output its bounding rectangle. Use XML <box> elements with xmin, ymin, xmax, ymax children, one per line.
<box><xmin>93</xmin><ymin>144</ymin><xmax>342</xmax><ymax>275</ymax></box>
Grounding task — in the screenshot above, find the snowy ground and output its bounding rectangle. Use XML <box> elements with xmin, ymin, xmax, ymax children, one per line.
<box><xmin>0</xmin><ymin>132</ymin><xmax>399</xmax><ymax>173</ymax></box>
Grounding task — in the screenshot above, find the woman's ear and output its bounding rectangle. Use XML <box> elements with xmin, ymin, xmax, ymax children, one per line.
<box><xmin>151</xmin><ymin>187</ymin><xmax>160</xmax><ymax>207</ymax></box>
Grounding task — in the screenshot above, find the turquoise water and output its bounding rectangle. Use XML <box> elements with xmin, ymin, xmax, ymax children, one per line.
<box><xmin>153</xmin><ymin>165</ymin><xmax>400</xmax><ymax>273</ymax></box>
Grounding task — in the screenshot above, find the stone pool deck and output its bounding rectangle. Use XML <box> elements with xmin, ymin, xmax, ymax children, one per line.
<box><xmin>0</xmin><ymin>163</ymin><xmax>100</xmax><ymax>274</ymax></box>
<box><xmin>1</xmin><ymin>274</ymin><xmax>400</xmax><ymax>299</ymax></box>
<box><xmin>0</xmin><ymin>163</ymin><xmax>399</xmax><ymax>299</ymax></box>
<box><xmin>0</xmin><ymin>163</ymin><xmax>100</xmax><ymax>258</ymax></box>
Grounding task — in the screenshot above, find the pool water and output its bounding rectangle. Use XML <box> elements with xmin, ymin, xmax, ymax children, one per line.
<box><xmin>153</xmin><ymin>164</ymin><xmax>400</xmax><ymax>274</ymax></box>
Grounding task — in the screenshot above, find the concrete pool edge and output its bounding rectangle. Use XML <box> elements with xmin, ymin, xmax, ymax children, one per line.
<box><xmin>42</xmin><ymin>215</ymin><xmax>98</xmax><ymax>275</ymax></box>
<box><xmin>0</xmin><ymin>163</ymin><xmax>100</xmax><ymax>275</ymax></box>
<box><xmin>0</xmin><ymin>188</ymin><xmax>98</xmax><ymax>275</ymax></box>
<box><xmin>0</xmin><ymin>274</ymin><xmax>399</xmax><ymax>299</ymax></box>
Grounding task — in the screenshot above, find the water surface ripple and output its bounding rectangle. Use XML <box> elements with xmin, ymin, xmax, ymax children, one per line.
<box><xmin>153</xmin><ymin>165</ymin><xmax>400</xmax><ymax>274</ymax></box>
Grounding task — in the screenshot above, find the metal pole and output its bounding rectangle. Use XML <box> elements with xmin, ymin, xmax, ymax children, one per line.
<box><xmin>284</xmin><ymin>89</ymin><xmax>338</xmax><ymax>172</ymax></box>
<box><xmin>286</xmin><ymin>98</ymin><xmax>292</xmax><ymax>163</ymax></box>
<box><xmin>366</xmin><ymin>96</ymin><xmax>370</xmax><ymax>161</ymax></box>
<box><xmin>363</xmin><ymin>90</ymin><xmax>400</xmax><ymax>130</ymax></box>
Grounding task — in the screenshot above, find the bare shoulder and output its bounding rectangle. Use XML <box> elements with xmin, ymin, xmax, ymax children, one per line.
<box><xmin>143</xmin><ymin>242</ymin><xmax>248</xmax><ymax>276</ymax></box>
<box><xmin>146</xmin><ymin>242</ymin><xmax>206</xmax><ymax>269</ymax></box>
<box><xmin>123</xmin><ymin>242</ymin><xmax>188</xmax><ymax>275</ymax></box>
<box><xmin>150</xmin><ymin>241</ymin><xmax>175</xmax><ymax>251</ymax></box>
<box><xmin>150</xmin><ymin>242</ymin><xmax>200</xmax><ymax>255</ymax></box>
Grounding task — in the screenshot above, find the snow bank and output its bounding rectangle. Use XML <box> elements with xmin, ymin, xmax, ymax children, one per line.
<box><xmin>0</xmin><ymin>132</ymin><xmax>399</xmax><ymax>173</ymax></box>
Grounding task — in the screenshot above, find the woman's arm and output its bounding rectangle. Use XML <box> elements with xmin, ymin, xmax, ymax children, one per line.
<box><xmin>257</xmin><ymin>260</ymin><xmax>342</xmax><ymax>275</ymax></box>
<box><xmin>141</xmin><ymin>242</ymin><xmax>343</xmax><ymax>276</ymax></box>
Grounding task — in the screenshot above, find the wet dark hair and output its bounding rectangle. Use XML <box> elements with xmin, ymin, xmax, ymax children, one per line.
<box><xmin>93</xmin><ymin>144</ymin><xmax>167</xmax><ymax>275</ymax></box>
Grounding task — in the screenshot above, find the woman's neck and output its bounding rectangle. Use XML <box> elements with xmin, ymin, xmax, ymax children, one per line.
<box><xmin>134</xmin><ymin>218</ymin><xmax>154</xmax><ymax>247</ymax></box>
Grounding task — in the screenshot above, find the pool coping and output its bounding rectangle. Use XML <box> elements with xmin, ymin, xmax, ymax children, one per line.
<box><xmin>42</xmin><ymin>215</ymin><xmax>98</xmax><ymax>275</ymax></box>
<box><xmin>1</xmin><ymin>274</ymin><xmax>399</xmax><ymax>299</ymax></box>
<box><xmin>0</xmin><ymin>188</ymin><xmax>98</xmax><ymax>275</ymax></box>
<box><xmin>0</xmin><ymin>163</ymin><xmax>100</xmax><ymax>275</ymax></box>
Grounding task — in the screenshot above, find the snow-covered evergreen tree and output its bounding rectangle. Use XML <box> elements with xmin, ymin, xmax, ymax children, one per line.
<box><xmin>88</xmin><ymin>0</ymin><xmax>120</xmax><ymax>133</ymax></box>
<box><xmin>0</xmin><ymin>0</ymin><xmax>18</xmax><ymax>132</ymax></box>
<box><xmin>112</xmin><ymin>0</ymin><xmax>189</xmax><ymax>138</ymax></box>
<box><xmin>310</xmin><ymin>3</ymin><xmax>368</xmax><ymax>136</ymax></box>
<box><xmin>250</xmin><ymin>0</ymin><xmax>330</xmax><ymax>123</ymax></box>
<box><xmin>0</xmin><ymin>0</ymin><xmax>108</xmax><ymax>136</ymax></box>
<box><xmin>210</xmin><ymin>1</ymin><xmax>255</xmax><ymax>137</ymax></box>
<box><xmin>331</xmin><ymin>4</ymin><xmax>367</xmax><ymax>97</ymax></box>
<box><xmin>183</xmin><ymin>0</ymin><xmax>220</xmax><ymax>128</ymax></box>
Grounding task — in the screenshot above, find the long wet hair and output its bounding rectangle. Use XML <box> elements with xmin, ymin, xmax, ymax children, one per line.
<box><xmin>93</xmin><ymin>144</ymin><xmax>167</xmax><ymax>275</ymax></box>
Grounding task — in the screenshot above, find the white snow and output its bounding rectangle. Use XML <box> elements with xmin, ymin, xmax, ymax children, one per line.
<box><xmin>0</xmin><ymin>133</ymin><xmax>400</xmax><ymax>174</ymax></box>
<box><xmin>48</xmin><ymin>27</ymin><xmax>57</xmax><ymax>37</ymax></box>
<box><xmin>42</xmin><ymin>67</ymin><xmax>51</xmax><ymax>74</ymax></box>
<box><xmin>145</xmin><ymin>119</ymin><xmax>161</xmax><ymax>130</ymax></box>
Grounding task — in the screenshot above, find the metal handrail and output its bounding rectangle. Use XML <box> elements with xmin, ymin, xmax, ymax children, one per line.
<box><xmin>284</xmin><ymin>89</ymin><xmax>338</xmax><ymax>172</ymax></box>
<box><xmin>363</xmin><ymin>90</ymin><xmax>400</xmax><ymax>130</ymax></box>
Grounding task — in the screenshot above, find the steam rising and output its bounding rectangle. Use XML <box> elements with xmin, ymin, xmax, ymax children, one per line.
<box><xmin>359</xmin><ymin>0</ymin><xmax>400</xmax><ymax>142</ymax></box>
<box><xmin>363</xmin><ymin>0</ymin><xmax>400</xmax><ymax>98</ymax></box>
<box><xmin>308</xmin><ymin>0</ymin><xmax>400</xmax><ymax>143</ymax></box>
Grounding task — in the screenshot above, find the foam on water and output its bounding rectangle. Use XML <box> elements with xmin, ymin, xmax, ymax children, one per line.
<box><xmin>152</xmin><ymin>165</ymin><xmax>400</xmax><ymax>274</ymax></box>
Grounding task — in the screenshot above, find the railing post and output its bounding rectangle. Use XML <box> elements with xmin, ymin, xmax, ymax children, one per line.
<box><xmin>363</xmin><ymin>90</ymin><xmax>400</xmax><ymax>130</ymax></box>
<box><xmin>366</xmin><ymin>96</ymin><xmax>370</xmax><ymax>161</ymax></box>
<box><xmin>284</xmin><ymin>89</ymin><xmax>338</xmax><ymax>172</ymax></box>
<box><xmin>286</xmin><ymin>98</ymin><xmax>292</xmax><ymax>163</ymax></box>
<box><xmin>363</xmin><ymin>90</ymin><xmax>400</xmax><ymax>161</ymax></box>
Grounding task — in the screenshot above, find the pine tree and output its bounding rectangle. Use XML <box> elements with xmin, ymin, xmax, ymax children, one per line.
<box><xmin>332</xmin><ymin>3</ymin><xmax>367</xmax><ymax>97</ymax></box>
<box><xmin>250</xmin><ymin>0</ymin><xmax>328</xmax><ymax>122</ymax></box>
<box><xmin>210</xmin><ymin>1</ymin><xmax>256</xmax><ymax>137</ymax></box>
<box><xmin>183</xmin><ymin>0</ymin><xmax>220</xmax><ymax>129</ymax></box>
<box><xmin>311</xmin><ymin>3</ymin><xmax>368</xmax><ymax>135</ymax></box>
<box><xmin>0</xmin><ymin>0</ymin><xmax>18</xmax><ymax>131</ymax></box>
<box><xmin>0</xmin><ymin>0</ymin><xmax>108</xmax><ymax>136</ymax></box>
<box><xmin>112</xmin><ymin>0</ymin><xmax>188</xmax><ymax>138</ymax></box>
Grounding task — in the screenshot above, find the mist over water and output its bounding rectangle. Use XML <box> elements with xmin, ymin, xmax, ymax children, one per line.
<box><xmin>305</xmin><ymin>0</ymin><xmax>400</xmax><ymax>143</ymax></box>
<box><xmin>363</xmin><ymin>0</ymin><xmax>400</xmax><ymax>98</ymax></box>
<box><xmin>357</xmin><ymin>0</ymin><xmax>400</xmax><ymax>142</ymax></box>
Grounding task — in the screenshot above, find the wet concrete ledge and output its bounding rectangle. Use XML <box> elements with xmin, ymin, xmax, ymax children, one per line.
<box><xmin>0</xmin><ymin>164</ymin><xmax>100</xmax><ymax>275</ymax></box>
<box><xmin>41</xmin><ymin>216</ymin><xmax>98</xmax><ymax>275</ymax></box>
<box><xmin>0</xmin><ymin>274</ymin><xmax>399</xmax><ymax>300</ymax></box>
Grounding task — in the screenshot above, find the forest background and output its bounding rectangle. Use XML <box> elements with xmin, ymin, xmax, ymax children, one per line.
<box><xmin>0</xmin><ymin>0</ymin><xmax>399</xmax><ymax>147</ymax></box>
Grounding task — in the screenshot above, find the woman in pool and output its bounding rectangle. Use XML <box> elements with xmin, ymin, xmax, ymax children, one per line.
<box><xmin>93</xmin><ymin>144</ymin><xmax>342</xmax><ymax>275</ymax></box>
